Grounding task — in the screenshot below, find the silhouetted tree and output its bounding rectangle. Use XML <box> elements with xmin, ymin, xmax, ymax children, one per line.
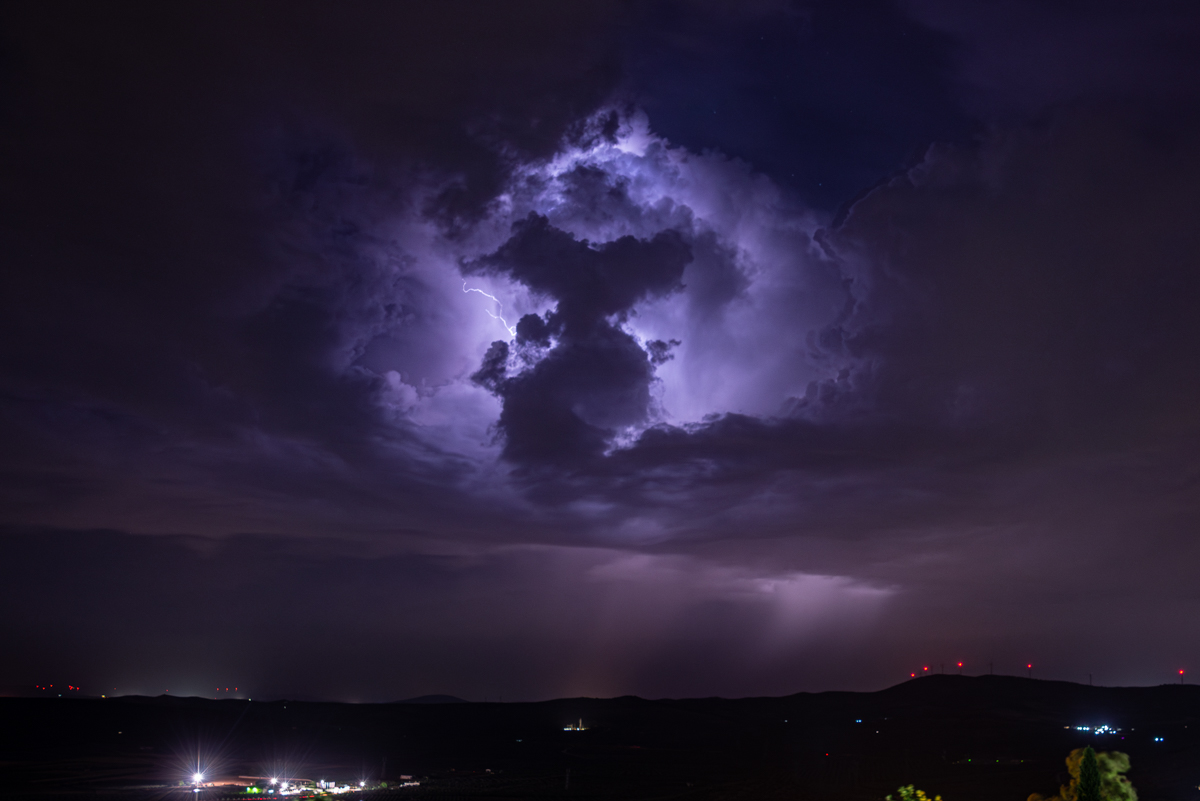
<box><xmin>1078</xmin><ymin>747</ymin><xmax>1102</xmax><ymax>801</ymax></box>
<box><xmin>1028</xmin><ymin>747</ymin><xmax>1136</xmax><ymax>801</ymax></box>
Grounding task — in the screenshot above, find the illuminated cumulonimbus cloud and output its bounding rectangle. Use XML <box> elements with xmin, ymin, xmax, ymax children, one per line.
<box><xmin>445</xmin><ymin>110</ymin><xmax>854</xmax><ymax>466</ymax></box>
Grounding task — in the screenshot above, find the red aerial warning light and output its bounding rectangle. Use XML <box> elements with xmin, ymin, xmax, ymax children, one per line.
<box><xmin>923</xmin><ymin>666</ymin><xmax>929</xmax><ymax>671</ymax></box>
<box><xmin>957</xmin><ymin>662</ymin><xmax>963</xmax><ymax>667</ymax></box>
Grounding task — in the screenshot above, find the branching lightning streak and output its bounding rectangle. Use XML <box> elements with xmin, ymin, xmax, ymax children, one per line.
<box><xmin>463</xmin><ymin>282</ymin><xmax>517</xmax><ymax>337</ymax></box>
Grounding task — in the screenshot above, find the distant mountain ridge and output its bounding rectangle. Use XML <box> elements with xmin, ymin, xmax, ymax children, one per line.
<box><xmin>392</xmin><ymin>694</ymin><xmax>469</xmax><ymax>704</ymax></box>
<box><xmin>3</xmin><ymin>675</ymin><xmax>1199</xmax><ymax>800</ymax></box>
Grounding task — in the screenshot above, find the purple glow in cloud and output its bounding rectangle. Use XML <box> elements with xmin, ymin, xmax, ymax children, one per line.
<box><xmin>480</xmin><ymin>112</ymin><xmax>850</xmax><ymax>425</ymax></box>
<box><xmin>373</xmin><ymin>110</ymin><xmax>854</xmax><ymax>474</ymax></box>
<box><xmin>8</xmin><ymin>0</ymin><xmax>1200</xmax><ymax>704</ymax></box>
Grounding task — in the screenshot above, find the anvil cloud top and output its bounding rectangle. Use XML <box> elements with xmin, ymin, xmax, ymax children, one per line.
<box><xmin>3</xmin><ymin>0</ymin><xmax>1200</xmax><ymax>701</ymax></box>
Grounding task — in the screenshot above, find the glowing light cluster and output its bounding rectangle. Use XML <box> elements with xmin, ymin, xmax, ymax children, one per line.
<box><xmin>266</xmin><ymin>778</ymin><xmax>376</xmax><ymax>795</ymax></box>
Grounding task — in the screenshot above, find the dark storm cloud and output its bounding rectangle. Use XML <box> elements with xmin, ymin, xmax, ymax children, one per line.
<box><xmin>436</xmin><ymin>98</ymin><xmax>1200</xmax><ymax>625</ymax></box>
<box><xmin>826</xmin><ymin>111</ymin><xmax>1200</xmax><ymax>443</ymax></box>
<box><xmin>4</xmin><ymin>0</ymin><xmax>1200</xmax><ymax>702</ymax></box>
<box><xmin>583</xmin><ymin>107</ymin><xmax>1200</xmax><ymax>518</ymax></box>
<box><xmin>465</xmin><ymin>213</ymin><xmax>691</xmax><ymax>465</ymax></box>
<box><xmin>472</xmin><ymin>214</ymin><xmax>690</xmax><ymax>335</ymax></box>
<box><xmin>0</xmin><ymin>0</ymin><xmax>628</xmax><ymax>536</ymax></box>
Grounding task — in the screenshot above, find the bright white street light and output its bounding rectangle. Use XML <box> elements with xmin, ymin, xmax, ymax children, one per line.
<box><xmin>193</xmin><ymin>772</ymin><xmax>204</xmax><ymax>783</ymax></box>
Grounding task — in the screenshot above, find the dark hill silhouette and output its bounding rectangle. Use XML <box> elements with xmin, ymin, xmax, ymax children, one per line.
<box><xmin>393</xmin><ymin>694</ymin><xmax>469</xmax><ymax>704</ymax></box>
<box><xmin>2</xmin><ymin>675</ymin><xmax>1197</xmax><ymax>800</ymax></box>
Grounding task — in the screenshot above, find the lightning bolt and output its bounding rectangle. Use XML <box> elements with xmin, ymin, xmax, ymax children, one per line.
<box><xmin>463</xmin><ymin>282</ymin><xmax>517</xmax><ymax>337</ymax></box>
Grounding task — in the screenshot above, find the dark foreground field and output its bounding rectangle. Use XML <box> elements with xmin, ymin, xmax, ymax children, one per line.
<box><xmin>2</xmin><ymin>676</ymin><xmax>1199</xmax><ymax>801</ymax></box>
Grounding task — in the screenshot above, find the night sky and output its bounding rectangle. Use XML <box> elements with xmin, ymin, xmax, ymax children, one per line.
<box><xmin>3</xmin><ymin>1</ymin><xmax>1200</xmax><ymax>703</ymax></box>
